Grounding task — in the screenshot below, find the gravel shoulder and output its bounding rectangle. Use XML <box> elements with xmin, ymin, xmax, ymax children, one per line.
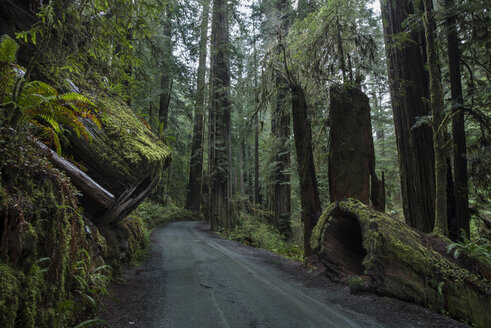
<box><xmin>99</xmin><ymin>221</ymin><xmax>470</xmax><ymax>328</ymax></box>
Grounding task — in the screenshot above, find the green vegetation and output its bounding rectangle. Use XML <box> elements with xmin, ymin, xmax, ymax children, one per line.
<box><xmin>0</xmin><ymin>0</ymin><xmax>489</xmax><ymax>326</ymax></box>
<box><xmin>224</xmin><ymin>209</ymin><xmax>303</xmax><ymax>262</ymax></box>
<box><xmin>448</xmin><ymin>230</ymin><xmax>491</xmax><ymax>267</ymax></box>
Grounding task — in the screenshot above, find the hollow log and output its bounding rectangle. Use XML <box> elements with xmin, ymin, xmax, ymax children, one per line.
<box><xmin>62</xmin><ymin>96</ymin><xmax>171</xmax><ymax>225</ymax></box>
<box><xmin>311</xmin><ymin>199</ymin><xmax>491</xmax><ymax>327</ymax></box>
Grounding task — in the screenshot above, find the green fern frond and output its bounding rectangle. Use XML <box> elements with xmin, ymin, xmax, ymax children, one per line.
<box><xmin>0</xmin><ymin>35</ymin><xmax>19</xmax><ymax>64</ymax></box>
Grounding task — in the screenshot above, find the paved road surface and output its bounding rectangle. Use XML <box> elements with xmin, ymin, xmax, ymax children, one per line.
<box><xmin>102</xmin><ymin>221</ymin><xmax>469</xmax><ymax>328</ymax></box>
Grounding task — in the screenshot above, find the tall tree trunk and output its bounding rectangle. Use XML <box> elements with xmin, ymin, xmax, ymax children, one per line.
<box><xmin>208</xmin><ymin>0</ymin><xmax>232</xmax><ymax>231</ymax></box>
<box><xmin>445</xmin><ymin>0</ymin><xmax>469</xmax><ymax>240</ymax></box>
<box><xmin>271</xmin><ymin>0</ymin><xmax>291</xmax><ymax>237</ymax></box>
<box><xmin>422</xmin><ymin>0</ymin><xmax>448</xmax><ymax>237</ymax></box>
<box><xmin>291</xmin><ymin>85</ymin><xmax>321</xmax><ymax>257</ymax></box>
<box><xmin>272</xmin><ymin>80</ymin><xmax>292</xmax><ymax>237</ymax></box>
<box><xmin>252</xmin><ymin>1</ymin><xmax>262</xmax><ymax>205</ymax></box>
<box><xmin>186</xmin><ymin>0</ymin><xmax>210</xmax><ymax>212</ymax></box>
<box><xmin>159</xmin><ymin>3</ymin><xmax>173</xmax><ymax>131</ymax></box>
<box><xmin>380</xmin><ymin>0</ymin><xmax>435</xmax><ymax>232</ymax></box>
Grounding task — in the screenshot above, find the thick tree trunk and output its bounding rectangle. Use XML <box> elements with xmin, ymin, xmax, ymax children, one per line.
<box><xmin>272</xmin><ymin>80</ymin><xmax>292</xmax><ymax>236</ymax></box>
<box><xmin>291</xmin><ymin>85</ymin><xmax>321</xmax><ymax>256</ymax></box>
<box><xmin>270</xmin><ymin>0</ymin><xmax>292</xmax><ymax>237</ymax></box>
<box><xmin>186</xmin><ymin>0</ymin><xmax>210</xmax><ymax>212</ymax></box>
<box><xmin>36</xmin><ymin>141</ymin><xmax>115</xmax><ymax>208</ymax></box>
<box><xmin>422</xmin><ymin>0</ymin><xmax>448</xmax><ymax>237</ymax></box>
<box><xmin>208</xmin><ymin>0</ymin><xmax>232</xmax><ymax>231</ymax></box>
<box><xmin>328</xmin><ymin>85</ymin><xmax>385</xmax><ymax>210</ymax></box>
<box><xmin>445</xmin><ymin>0</ymin><xmax>469</xmax><ymax>240</ymax></box>
<box><xmin>380</xmin><ymin>0</ymin><xmax>435</xmax><ymax>232</ymax></box>
<box><xmin>65</xmin><ymin>97</ymin><xmax>171</xmax><ymax>226</ymax></box>
<box><xmin>311</xmin><ymin>199</ymin><xmax>491</xmax><ymax>328</ymax></box>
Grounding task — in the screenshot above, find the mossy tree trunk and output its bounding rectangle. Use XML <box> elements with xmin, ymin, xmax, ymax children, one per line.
<box><xmin>311</xmin><ymin>199</ymin><xmax>491</xmax><ymax>327</ymax></box>
<box><xmin>380</xmin><ymin>0</ymin><xmax>435</xmax><ymax>232</ymax></box>
<box><xmin>328</xmin><ymin>85</ymin><xmax>385</xmax><ymax>211</ymax></box>
<box><xmin>185</xmin><ymin>0</ymin><xmax>210</xmax><ymax>212</ymax></box>
<box><xmin>422</xmin><ymin>0</ymin><xmax>449</xmax><ymax>237</ymax></box>
<box><xmin>291</xmin><ymin>85</ymin><xmax>321</xmax><ymax>256</ymax></box>
<box><xmin>65</xmin><ymin>97</ymin><xmax>171</xmax><ymax>226</ymax></box>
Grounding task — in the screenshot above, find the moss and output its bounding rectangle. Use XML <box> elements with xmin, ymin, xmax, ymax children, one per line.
<box><xmin>69</xmin><ymin>94</ymin><xmax>171</xmax><ymax>193</ymax></box>
<box><xmin>347</xmin><ymin>275</ymin><xmax>367</xmax><ymax>294</ymax></box>
<box><xmin>0</xmin><ymin>263</ymin><xmax>20</xmax><ymax>327</ymax></box>
<box><xmin>312</xmin><ymin>199</ymin><xmax>491</xmax><ymax>327</ymax></box>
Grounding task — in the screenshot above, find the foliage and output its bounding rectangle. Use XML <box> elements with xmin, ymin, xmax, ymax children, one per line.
<box><xmin>70</xmin><ymin>249</ymin><xmax>111</xmax><ymax>313</ymax></box>
<box><xmin>447</xmin><ymin>230</ymin><xmax>491</xmax><ymax>267</ymax></box>
<box><xmin>0</xmin><ymin>34</ymin><xmax>100</xmax><ymax>154</ymax></box>
<box><xmin>224</xmin><ymin>209</ymin><xmax>303</xmax><ymax>262</ymax></box>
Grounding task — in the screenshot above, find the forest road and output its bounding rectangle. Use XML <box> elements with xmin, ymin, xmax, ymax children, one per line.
<box><xmin>101</xmin><ymin>221</ymin><xmax>469</xmax><ymax>328</ymax></box>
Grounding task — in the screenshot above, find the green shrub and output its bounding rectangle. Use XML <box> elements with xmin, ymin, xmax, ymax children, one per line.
<box><xmin>225</xmin><ymin>211</ymin><xmax>303</xmax><ymax>261</ymax></box>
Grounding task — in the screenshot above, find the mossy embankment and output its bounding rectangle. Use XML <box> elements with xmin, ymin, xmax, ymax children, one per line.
<box><xmin>0</xmin><ymin>91</ymin><xmax>173</xmax><ymax>327</ymax></box>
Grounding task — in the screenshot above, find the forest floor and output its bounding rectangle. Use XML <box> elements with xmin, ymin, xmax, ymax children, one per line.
<box><xmin>98</xmin><ymin>221</ymin><xmax>470</xmax><ymax>328</ymax></box>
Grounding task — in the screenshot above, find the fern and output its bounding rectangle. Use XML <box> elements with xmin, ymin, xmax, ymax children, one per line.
<box><xmin>0</xmin><ymin>34</ymin><xmax>19</xmax><ymax>64</ymax></box>
<box><xmin>0</xmin><ymin>34</ymin><xmax>100</xmax><ymax>153</ymax></box>
<box><xmin>447</xmin><ymin>229</ymin><xmax>491</xmax><ymax>267</ymax></box>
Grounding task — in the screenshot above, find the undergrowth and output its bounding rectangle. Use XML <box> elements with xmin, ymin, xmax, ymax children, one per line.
<box><xmin>447</xmin><ymin>229</ymin><xmax>491</xmax><ymax>267</ymax></box>
<box><xmin>224</xmin><ymin>211</ymin><xmax>304</xmax><ymax>262</ymax></box>
<box><xmin>127</xmin><ymin>200</ymin><xmax>200</xmax><ymax>266</ymax></box>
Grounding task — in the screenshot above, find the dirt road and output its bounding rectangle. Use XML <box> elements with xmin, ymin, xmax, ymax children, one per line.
<box><xmin>101</xmin><ymin>221</ymin><xmax>469</xmax><ymax>328</ymax></box>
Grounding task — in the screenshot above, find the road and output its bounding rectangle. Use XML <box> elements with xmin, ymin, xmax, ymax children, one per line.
<box><xmin>101</xmin><ymin>221</ymin><xmax>469</xmax><ymax>328</ymax></box>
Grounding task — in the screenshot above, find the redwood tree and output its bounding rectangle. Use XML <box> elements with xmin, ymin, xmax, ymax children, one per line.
<box><xmin>186</xmin><ymin>0</ymin><xmax>210</xmax><ymax>212</ymax></box>
<box><xmin>208</xmin><ymin>0</ymin><xmax>233</xmax><ymax>231</ymax></box>
<box><xmin>380</xmin><ymin>0</ymin><xmax>435</xmax><ymax>232</ymax></box>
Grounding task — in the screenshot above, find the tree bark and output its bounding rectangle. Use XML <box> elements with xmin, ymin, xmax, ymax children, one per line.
<box><xmin>380</xmin><ymin>0</ymin><xmax>435</xmax><ymax>232</ymax></box>
<box><xmin>270</xmin><ymin>0</ymin><xmax>292</xmax><ymax>237</ymax></box>
<box><xmin>328</xmin><ymin>85</ymin><xmax>385</xmax><ymax>211</ymax></box>
<box><xmin>291</xmin><ymin>85</ymin><xmax>321</xmax><ymax>256</ymax></box>
<box><xmin>159</xmin><ymin>3</ymin><xmax>173</xmax><ymax>131</ymax></box>
<box><xmin>186</xmin><ymin>0</ymin><xmax>210</xmax><ymax>212</ymax></box>
<box><xmin>445</xmin><ymin>0</ymin><xmax>469</xmax><ymax>240</ymax></box>
<box><xmin>208</xmin><ymin>0</ymin><xmax>232</xmax><ymax>231</ymax></box>
<box><xmin>422</xmin><ymin>0</ymin><xmax>448</xmax><ymax>237</ymax></box>
<box><xmin>311</xmin><ymin>199</ymin><xmax>491</xmax><ymax>328</ymax></box>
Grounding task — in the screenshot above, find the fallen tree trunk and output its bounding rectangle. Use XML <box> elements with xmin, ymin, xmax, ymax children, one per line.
<box><xmin>36</xmin><ymin>141</ymin><xmax>115</xmax><ymax>208</ymax></box>
<box><xmin>311</xmin><ymin>199</ymin><xmax>491</xmax><ymax>327</ymax></box>
<box><xmin>62</xmin><ymin>96</ymin><xmax>171</xmax><ymax>225</ymax></box>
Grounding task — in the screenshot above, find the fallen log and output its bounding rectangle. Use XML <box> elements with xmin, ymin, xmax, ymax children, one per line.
<box><xmin>35</xmin><ymin>140</ymin><xmax>115</xmax><ymax>208</ymax></box>
<box><xmin>60</xmin><ymin>95</ymin><xmax>171</xmax><ymax>225</ymax></box>
<box><xmin>311</xmin><ymin>199</ymin><xmax>491</xmax><ymax>327</ymax></box>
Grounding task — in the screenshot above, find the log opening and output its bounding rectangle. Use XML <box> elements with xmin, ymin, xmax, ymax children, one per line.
<box><xmin>323</xmin><ymin>213</ymin><xmax>366</xmax><ymax>277</ymax></box>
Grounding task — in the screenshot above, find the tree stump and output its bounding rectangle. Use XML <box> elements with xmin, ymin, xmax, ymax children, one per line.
<box><xmin>311</xmin><ymin>199</ymin><xmax>491</xmax><ymax>327</ymax></box>
<box><xmin>328</xmin><ymin>85</ymin><xmax>385</xmax><ymax>210</ymax></box>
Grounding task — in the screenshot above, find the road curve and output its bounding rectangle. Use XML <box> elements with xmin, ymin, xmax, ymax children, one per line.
<box><xmin>151</xmin><ymin>221</ymin><xmax>379</xmax><ymax>328</ymax></box>
<box><xmin>102</xmin><ymin>221</ymin><xmax>469</xmax><ymax>328</ymax></box>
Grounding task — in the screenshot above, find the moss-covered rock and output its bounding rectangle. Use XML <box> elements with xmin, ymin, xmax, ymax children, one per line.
<box><xmin>311</xmin><ymin>199</ymin><xmax>491</xmax><ymax>327</ymax></box>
